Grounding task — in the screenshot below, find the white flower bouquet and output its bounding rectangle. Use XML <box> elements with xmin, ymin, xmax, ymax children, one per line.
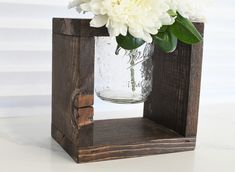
<box><xmin>69</xmin><ymin>0</ymin><xmax>206</xmax><ymax>53</ymax></box>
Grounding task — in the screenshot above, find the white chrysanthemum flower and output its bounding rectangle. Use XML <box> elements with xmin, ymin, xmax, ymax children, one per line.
<box><xmin>69</xmin><ymin>0</ymin><xmax>209</xmax><ymax>42</ymax></box>
<box><xmin>68</xmin><ymin>0</ymin><xmax>91</xmax><ymax>13</ymax></box>
<box><xmin>69</xmin><ymin>0</ymin><xmax>174</xmax><ymax>43</ymax></box>
<box><xmin>167</xmin><ymin>0</ymin><xmax>210</xmax><ymax>21</ymax></box>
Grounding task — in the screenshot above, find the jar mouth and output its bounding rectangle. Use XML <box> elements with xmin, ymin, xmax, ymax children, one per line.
<box><xmin>95</xmin><ymin>89</ymin><xmax>149</xmax><ymax>104</ymax></box>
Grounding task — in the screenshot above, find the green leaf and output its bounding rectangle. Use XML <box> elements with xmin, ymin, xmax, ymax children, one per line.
<box><xmin>169</xmin><ymin>13</ymin><xmax>203</xmax><ymax>44</ymax></box>
<box><xmin>153</xmin><ymin>28</ymin><xmax>177</xmax><ymax>53</ymax></box>
<box><xmin>159</xmin><ymin>25</ymin><xmax>168</xmax><ymax>33</ymax></box>
<box><xmin>116</xmin><ymin>33</ymin><xmax>145</xmax><ymax>50</ymax></box>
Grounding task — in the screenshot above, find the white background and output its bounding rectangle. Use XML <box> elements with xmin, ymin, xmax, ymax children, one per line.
<box><xmin>0</xmin><ymin>0</ymin><xmax>234</xmax><ymax>118</ymax></box>
<box><xmin>0</xmin><ymin>1</ymin><xmax>235</xmax><ymax>172</ymax></box>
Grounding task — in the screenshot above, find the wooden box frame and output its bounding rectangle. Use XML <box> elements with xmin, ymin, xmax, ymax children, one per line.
<box><xmin>51</xmin><ymin>18</ymin><xmax>204</xmax><ymax>163</ymax></box>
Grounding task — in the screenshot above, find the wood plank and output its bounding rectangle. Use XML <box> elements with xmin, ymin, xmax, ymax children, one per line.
<box><xmin>186</xmin><ymin>23</ymin><xmax>204</xmax><ymax>136</ymax></box>
<box><xmin>52</xmin><ymin>33</ymin><xmax>95</xmax><ymax>145</ymax></box>
<box><xmin>91</xmin><ymin>118</ymin><xmax>181</xmax><ymax>146</ymax></box>
<box><xmin>79</xmin><ymin>138</ymin><xmax>195</xmax><ymax>163</ymax></box>
<box><xmin>52</xmin><ymin>123</ymin><xmax>79</xmax><ymax>162</ymax></box>
<box><xmin>52</xmin><ymin>118</ymin><xmax>195</xmax><ymax>163</ymax></box>
<box><xmin>53</xmin><ymin>18</ymin><xmax>109</xmax><ymax>37</ymax></box>
<box><xmin>144</xmin><ymin>23</ymin><xmax>204</xmax><ymax>136</ymax></box>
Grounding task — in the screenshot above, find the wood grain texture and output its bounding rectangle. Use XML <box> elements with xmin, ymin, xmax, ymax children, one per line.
<box><xmin>186</xmin><ymin>23</ymin><xmax>204</xmax><ymax>136</ymax></box>
<box><xmin>52</xmin><ymin>123</ymin><xmax>79</xmax><ymax>162</ymax></box>
<box><xmin>52</xmin><ymin>118</ymin><xmax>195</xmax><ymax>163</ymax></box>
<box><xmin>144</xmin><ymin>23</ymin><xmax>204</xmax><ymax>137</ymax></box>
<box><xmin>52</xmin><ymin>32</ymin><xmax>95</xmax><ymax>145</ymax></box>
<box><xmin>53</xmin><ymin>18</ymin><xmax>109</xmax><ymax>37</ymax></box>
<box><xmin>88</xmin><ymin>117</ymin><xmax>181</xmax><ymax>146</ymax></box>
<box><xmin>79</xmin><ymin>138</ymin><xmax>195</xmax><ymax>163</ymax></box>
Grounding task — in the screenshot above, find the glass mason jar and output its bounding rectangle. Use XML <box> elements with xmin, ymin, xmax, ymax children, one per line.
<box><xmin>95</xmin><ymin>37</ymin><xmax>154</xmax><ymax>104</ymax></box>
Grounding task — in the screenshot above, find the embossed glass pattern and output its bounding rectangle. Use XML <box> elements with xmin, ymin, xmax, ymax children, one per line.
<box><xmin>95</xmin><ymin>37</ymin><xmax>154</xmax><ymax>104</ymax></box>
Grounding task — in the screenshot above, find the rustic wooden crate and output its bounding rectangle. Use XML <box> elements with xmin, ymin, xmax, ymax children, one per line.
<box><xmin>51</xmin><ymin>18</ymin><xmax>204</xmax><ymax>163</ymax></box>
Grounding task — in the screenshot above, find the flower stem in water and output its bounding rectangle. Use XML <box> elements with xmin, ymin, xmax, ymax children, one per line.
<box><xmin>115</xmin><ymin>45</ymin><xmax>121</xmax><ymax>55</ymax></box>
<box><xmin>116</xmin><ymin>45</ymin><xmax>137</xmax><ymax>93</ymax></box>
<box><xmin>129</xmin><ymin>51</ymin><xmax>136</xmax><ymax>92</ymax></box>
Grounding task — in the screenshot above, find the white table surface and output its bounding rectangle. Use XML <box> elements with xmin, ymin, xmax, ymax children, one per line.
<box><xmin>0</xmin><ymin>103</ymin><xmax>235</xmax><ymax>172</ymax></box>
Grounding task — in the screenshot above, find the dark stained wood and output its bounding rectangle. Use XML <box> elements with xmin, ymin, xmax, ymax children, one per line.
<box><xmin>52</xmin><ymin>31</ymin><xmax>95</xmax><ymax>145</ymax></box>
<box><xmin>186</xmin><ymin>23</ymin><xmax>204</xmax><ymax>136</ymax></box>
<box><xmin>144</xmin><ymin>23</ymin><xmax>204</xmax><ymax>137</ymax></box>
<box><xmin>52</xmin><ymin>123</ymin><xmax>79</xmax><ymax>162</ymax></box>
<box><xmin>52</xmin><ymin>118</ymin><xmax>195</xmax><ymax>163</ymax></box>
<box><xmin>79</xmin><ymin>138</ymin><xmax>195</xmax><ymax>163</ymax></box>
<box><xmin>53</xmin><ymin>18</ymin><xmax>109</xmax><ymax>37</ymax></box>
<box><xmin>52</xmin><ymin>18</ymin><xmax>203</xmax><ymax>163</ymax></box>
<box><xmin>91</xmin><ymin>118</ymin><xmax>181</xmax><ymax>146</ymax></box>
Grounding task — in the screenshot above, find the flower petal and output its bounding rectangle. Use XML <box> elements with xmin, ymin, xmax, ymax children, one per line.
<box><xmin>90</xmin><ymin>15</ymin><xmax>108</xmax><ymax>27</ymax></box>
<box><xmin>120</xmin><ymin>24</ymin><xmax>128</xmax><ymax>36</ymax></box>
<box><xmin>142</xmin><ymin>32</ymin><xmax>153</xmax><ymax>43</ymax></box>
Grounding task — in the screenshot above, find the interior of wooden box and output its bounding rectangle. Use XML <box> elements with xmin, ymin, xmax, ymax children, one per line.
<box><xmin>79</xmin><ymin>117</ymin><xmax>182</xmax><ymax>147</ymax></box>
